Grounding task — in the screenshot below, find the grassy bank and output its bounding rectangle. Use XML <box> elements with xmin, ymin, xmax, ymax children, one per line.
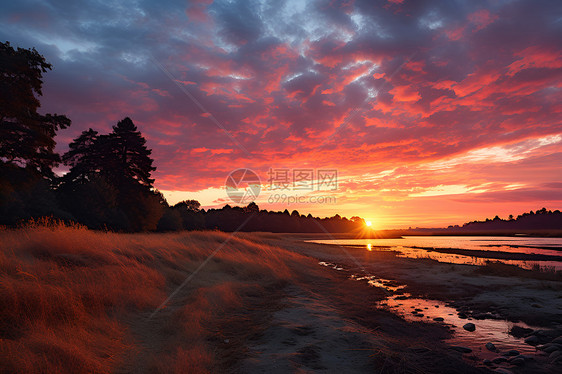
<box><xmin>0</xmin><ymin>222</ymin><xmax>313</xmax><ymax>373</ymax></box>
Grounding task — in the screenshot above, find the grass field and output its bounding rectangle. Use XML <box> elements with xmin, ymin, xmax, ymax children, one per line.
<box><xmin>0</xmin><ymin>221</ymin><xmax>316</xmax><ymax>373</ymax></box>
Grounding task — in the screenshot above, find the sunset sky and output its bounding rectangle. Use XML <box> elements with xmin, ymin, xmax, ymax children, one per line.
<box><xmin>1</xmin><ymin>0</ymin><xmax>561</xmax><ymax>228</ymax></box>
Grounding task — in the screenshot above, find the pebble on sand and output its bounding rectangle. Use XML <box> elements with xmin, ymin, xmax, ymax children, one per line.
<box><xmin>509</xmin><ymin>357</ymin><xmax>525</xmax><ymax>366</ymax></box>
<box><xmin>485</xmin><ymin>342</ymin><xmax>496</xmax><ymax>351</ymax></box>
<box><xmin>492</xmin><ymin>357</ymin><xmax>508</xmax><ymax>364</ymax></box>
<box><xmin>550</xmin><ymin>350</ymin><xmax>562</xmax><ymax>360</ymax></box>
<box><xmin>451</xmin><ymin>346</ymin><xmax>472</xmax><ymax>353</ymax></box>
<box><xmin>541</xmin><ymin>344</ymin><xmax>562</xmax><ymax>353</ymax></box>
<box><xmin>494</xmin><ymin>368</ymin><xmax>514</xmax><ymax>374</ymax></box>
<box><xmin>463</xmin><ymin>323</ymin><xmax>476</xmax><ymax>332</ymax></box>
<box><xmin>503</xmin><ymin>350</ymin><xmax>520</xmax><ymax>357</ymax></box>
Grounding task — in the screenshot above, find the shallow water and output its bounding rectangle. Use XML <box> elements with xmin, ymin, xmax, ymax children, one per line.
<box><xmin>318</xmin><ymin>260</ymin><xmax>547</xmax><ymax>364</ymax></box>
<box><xmin>310</xmin><ymin>236</ymin><xmax>562</xmax><ymax>270</ymax></box>
<box><xmin>380</xmin><ymin>295</ymin><xmax>538</xmax><ymax>359</ymax></box>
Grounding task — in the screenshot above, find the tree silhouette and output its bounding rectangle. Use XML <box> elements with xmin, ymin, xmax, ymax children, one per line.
<box><xmin>174</xmin><ymin>200</ymin><xmax>201</xmax><ymax>211</ymax></box>
<box><xmin>61</xmin><ymin>128</ymin><xmax>100</xmax><ymax>184</ymax></box>
<box><xmin>58</xmin><ymin>118</ymin><xmax>163</xmax><ymax>231</ymax></box>
<box><xmin>106</xmin><ymin>117</ymin><xmax>155</xmax><ymax>188</ymax></box>
<box><xmin>0</xmin><ymin>41</ymin><xmax>71</xmax><ymax>224</ymax></box>
<box><xmin>0</xmin><ymin>41</ymin><xmax>70</xmax><ymax>178</ymax></box>
<box><xmin>245</xmin><ymin>202</ymin><xmax>259</xmax><ymax>213</ymax></box>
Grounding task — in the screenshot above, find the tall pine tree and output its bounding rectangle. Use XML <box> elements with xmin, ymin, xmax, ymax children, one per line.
<box><xmin>1</xmin><ymin>41</ymin><xmax>70</xmax><ymax>224</ymax></box>
<box><xmin>0</xmin><ymin>41</ymin><xmax>70</xmax><ymax>178</ymax></box>
<box><xmin>60</xmin><ymin>117</ymin><xmax>162</xmax><ymax>231</ymax></box>
<box><xmin>107</xmin><ymin>117</ymin><xmax>155</xmax><ymax>188</ymax></box>
<box><xmin>61</xmin><ymin>128</ymin><xmax>99</xmax><ymax>184</ymax></box>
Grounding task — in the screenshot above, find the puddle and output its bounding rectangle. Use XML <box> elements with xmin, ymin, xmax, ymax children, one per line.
<box><xmin>380</xmin><ymin>295</ymin><xmax>539</xmax><ymax>359</ymax></box>
<box><xmin>318</xmin><ymin>261</ymin><xmax>343</xmax><ymax>270</ymax></box>
<box><xmin>318</xmin><ymin>261</ymin><xmax>546</xmax><ymax>364</ymax></box>
<box><xmin>350</xmin><ymin>275</ymin><xmax>406</xmax><ymax>292</ymax></box>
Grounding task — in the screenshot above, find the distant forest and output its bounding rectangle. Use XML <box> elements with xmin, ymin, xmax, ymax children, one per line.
<box><xmin>0</xmin><ymin>41</ymin><xmax>364</xmax><ymax>233</ymax></box>
<box><xmin>445</xmin><ymin>208</ymin><xmax>562</xmax><ymax>232</ymax></box>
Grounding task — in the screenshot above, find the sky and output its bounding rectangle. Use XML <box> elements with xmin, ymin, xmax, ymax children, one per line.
<box><xmin>1</xmin><ymin>0</ymin><xmax>561</xmax><ymax>228</ymax></box>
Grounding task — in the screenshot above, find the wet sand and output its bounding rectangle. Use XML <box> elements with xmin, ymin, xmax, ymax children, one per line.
<box><xmin>244</xmin><ymin>233</ymin><xmax>562</xmax><ymax>373</ymax></box>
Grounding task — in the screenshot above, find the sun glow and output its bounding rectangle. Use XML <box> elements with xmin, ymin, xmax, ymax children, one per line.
<box><xmin>365</xmin><ymin>221</ymin><xmax>372</xmax><ymax>227</ymax></box>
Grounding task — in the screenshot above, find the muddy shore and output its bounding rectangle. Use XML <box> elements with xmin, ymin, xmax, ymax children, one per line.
<box><xmin>246</xmin><ymin>233</ymin><xmax>562</xmax><ymax>373</ymax></box>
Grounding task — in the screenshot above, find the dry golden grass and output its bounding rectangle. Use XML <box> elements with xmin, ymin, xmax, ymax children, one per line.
<box><xmin>0</xmin><ymin>220</ymin><xmax>313</xmax><ymax>373</ymax></box>
<box><xmin>473</xmin><ymin>261</ymin><xmax>562</xmax><ymax>281</ymax></box>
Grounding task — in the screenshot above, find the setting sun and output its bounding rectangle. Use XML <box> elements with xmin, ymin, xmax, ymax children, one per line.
<box><xmin>365</xmin><ymin>221</ymin><xmax>372</xmax><ymax>227</ymax></box>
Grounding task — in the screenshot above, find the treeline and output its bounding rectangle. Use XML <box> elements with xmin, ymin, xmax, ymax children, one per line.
<box><xmin>445</xmin><ymin>208</ymin><xmax>562</xmax><ymax>231</ymax></box>
<box><xmin>0</xmin><ymin>41</ymin><xmax>364</xmax><ymax>233</ymax></box>
<box><xmin>168</xmin><ymin>202</ymin><xmax>364</xmax><ymax>233</ymax></box>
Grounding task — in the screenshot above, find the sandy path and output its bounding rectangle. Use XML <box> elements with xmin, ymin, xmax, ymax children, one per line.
<box><xmin>114</xmin><ymin>289</ymin><xmax>191</xmax><ymax>374</ymax></box>
<box><xmin>241</xmin><ymin>285</ymin><xmax>376</xmax><ymax>373</ymax></box>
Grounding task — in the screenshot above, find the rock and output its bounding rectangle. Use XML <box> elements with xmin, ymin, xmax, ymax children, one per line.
<box><xmin>486</xmin><ymin>342</ymin><xmax>497</xmax><ymax>351</ymax></box>
<box><xmin>508</xmin><ymin>356</ymin><xmax>525</xmax><ymax>366</ymax></box>
<box><xmin>416</xmin><ymin>314</ymin><xmax>424</xmax><ymax>317</ymax></box>
<box><xmin>415</xmin><ymin>308</ymin><xmax>423</xmax><ymax>312</ymax></box>
<box><xmin>531</xmin><ymin>303</ymin><xmax>542</xmax><ymax>308</ymax></box>
<box><xmin>451</xmin><ymin>346</ymin><xmax>472</xmax><ymax>353</ymax></box>
<box><xmin>474</xmin><ymin>313</ymin><xmax>490</xmax><ymax>320</ymax></box>
<box><xmin>458</xmin><ymin>312</ymin><xmax>468</xmax><ymax>319</ymax></box>
<box><xmin>542</xmin><ymin>344</ymin><xmax>562</xmax><ymax>353</ymax></box>
<box><xmin>433</xmin><ymin>317</ymin><xmax>444</xmax><ymax>322</ymax></box>
<box><xmin>503</xmin><ymin>350</ymin><xmax>520</xmax><ymax>357</ymax></box>
<box><xmin>492</xmin><ymin>357</ymin><xmax>508</xmax><ymax>364</ymax></box>
<box><xmin>463</xmin><ymin>323</ymin><xmax>476</xmax><ymax>332</ymax></box>
<box><xmin>510</xmin><ymin>326</ymin><xmax>533</xmax><ymax>338</ymax></box>
<box><xmin>525</xmin><ymin>335</ymin><xmax>539</xmax><ymax>345</ymax></box>
<box><xmin>550</xmin><ymin>350</ymin><xmax>562</xmax><ymax>359</ymax></box>
<box><xmin>511</xmin><ymin>358</ymin><xmax>525</xmax><ymax>366</ymax></box>
<box><xmin>494</xmin><ymin>369</ymin><xmax>514</xmax><ymax>374</ymax></box>
<box><xmin>483</xmin><ymin>359</ymin><xmax>493</xmax><ymax>366</ymax></box>
<box><xmin>552</xmin><ymin>336</ymin><xmax>562</xmax><ymax>344</ymax></box>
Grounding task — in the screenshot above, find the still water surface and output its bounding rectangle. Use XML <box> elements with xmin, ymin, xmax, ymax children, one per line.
<box><xmin>310</xmin><ymin>236</ymin><xmax>562</xmax><ymax>270</ymax></box>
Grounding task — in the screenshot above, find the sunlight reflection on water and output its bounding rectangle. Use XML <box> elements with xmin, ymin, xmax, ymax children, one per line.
<box><xmin>310</xmin><ymin>236</ymin><xmax>562</xmax><ymax>270</ymax></box>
